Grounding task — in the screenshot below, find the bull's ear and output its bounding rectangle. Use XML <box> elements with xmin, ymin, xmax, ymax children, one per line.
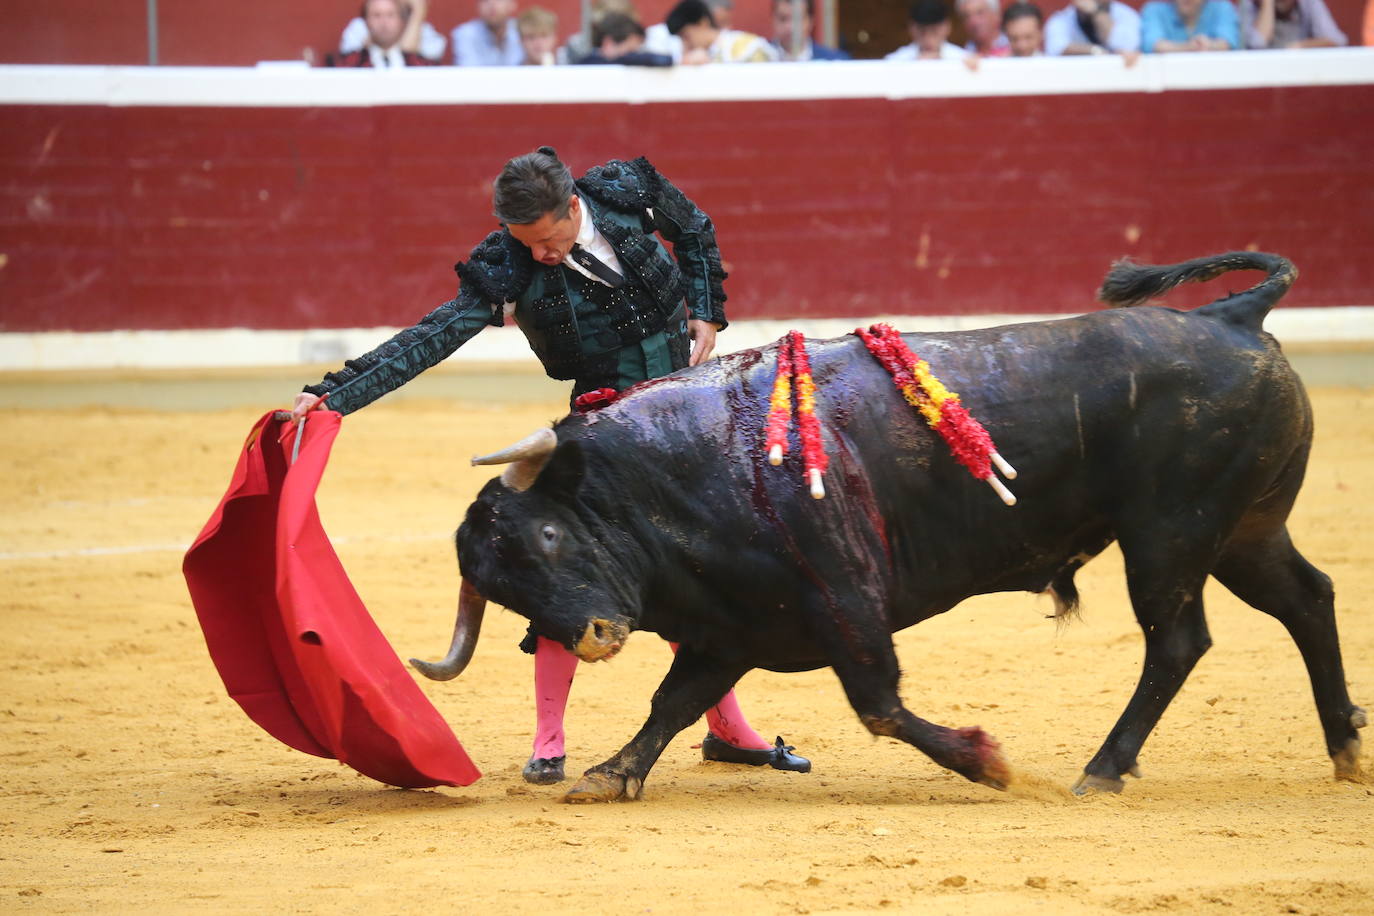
<box><xmin>532</xmin><ymin>440</ymin><xmax>584</xmax><ymax>500</ymax></box>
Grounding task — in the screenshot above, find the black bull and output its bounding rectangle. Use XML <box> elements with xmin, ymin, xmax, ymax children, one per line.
<box><xmin>414</xmin><ymin>251</ymin><xmax>1366</xmax><ymax>802</ymax></box>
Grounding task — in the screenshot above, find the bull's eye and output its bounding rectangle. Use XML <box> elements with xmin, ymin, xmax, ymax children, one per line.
<box><xmin>539</xmin><ymin>524</ymin><xmax>560</xmax><ymax>552</ymax></box>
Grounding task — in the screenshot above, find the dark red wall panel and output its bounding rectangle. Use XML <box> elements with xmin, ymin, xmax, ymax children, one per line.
<box><xmin>3</xmin><ymin>85</ymin><xmax>1372</xmax><ymax>333</ymax></box>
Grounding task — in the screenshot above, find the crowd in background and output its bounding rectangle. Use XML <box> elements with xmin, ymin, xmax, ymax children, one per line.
<box><xmin>323</xmin><ymin>0</ymin><xmax>1357</xmax><ymax>68</ymax></box>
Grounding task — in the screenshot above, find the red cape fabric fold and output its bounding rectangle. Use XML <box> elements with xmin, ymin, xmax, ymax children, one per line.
<box><xmin>183</xmin><ymin>410</ymin><xmax>480</xmax><ymax>789</ymax></box>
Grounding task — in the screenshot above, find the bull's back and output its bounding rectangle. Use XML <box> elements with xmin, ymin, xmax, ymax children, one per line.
<box><xmin>576</xmin><ymin>307</ymin><xmax>1311</xmax><ymax>622</ymax></box>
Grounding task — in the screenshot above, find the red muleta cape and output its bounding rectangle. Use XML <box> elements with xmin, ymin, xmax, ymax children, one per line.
<box><xmin>183</xmin><ymin>409</ymin><xmax>480</xmax><ymax>789</ymax></box>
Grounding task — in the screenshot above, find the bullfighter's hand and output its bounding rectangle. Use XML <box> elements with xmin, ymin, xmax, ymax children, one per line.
<box><xmin>291</xmin><ymin>392</ymin><xmax>323</xmax><ymax>424</ymax></box>
<box><xmin>688</xmin><ymin>319</ymin><xmax>719</xmax><ymax>366</ymax></box>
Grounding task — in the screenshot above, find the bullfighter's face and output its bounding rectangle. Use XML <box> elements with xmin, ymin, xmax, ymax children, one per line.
<box><xmin>506</xmin><ymin>195</ymin><xmax>581</xmax><ymax>266</ymax></box>
<box><xmin>456</xmin><ymin>442</ymin><xmax>635</xmax><ymax>662</ymax></box>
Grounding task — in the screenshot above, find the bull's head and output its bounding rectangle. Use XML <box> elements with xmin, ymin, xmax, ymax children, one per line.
<box><xmin>409</xmin><ymin>427</ymin><xmax>635</xmax><ymax>681</ymax></box>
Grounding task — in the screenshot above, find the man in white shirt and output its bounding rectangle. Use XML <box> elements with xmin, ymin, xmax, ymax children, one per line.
<box><xmin>958</xmin><ymin>0</ymin><xmax>1013</xmax><ymax>54</ymax></box>
<box><xmin>886</xmin><ymin>0</ymin><xmax>966</xmax><ymax>60</ymax></box>
<box><xmin>327</xmin><ymin>0</ymin><xmax>440</xmax><ymax>66</ymax></box>
<box><xmin>339</xmin><ymin>0</ymin><xmax>447</xmax><ymax>63</ymax></box>
<box><xmin>1044</xmin><ymin>0</ymin><xmax>1142</xmax><ymax>54</ymax></box>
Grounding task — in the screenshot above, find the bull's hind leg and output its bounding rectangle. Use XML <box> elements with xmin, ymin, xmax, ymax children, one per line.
<box><xmin>562</xmin><ymin>647</ymin><xmax>749</xmax><ymax>803</ymax></box>
<box><xmin>1077</xmin><ymin>539</ymin><xmax>1215</xmax><ymax>794</ymax></box>
<box><xmin>1212</xmin><ymin>529</ymin><xmax>1366</xmax><ymax>780</ymax></box>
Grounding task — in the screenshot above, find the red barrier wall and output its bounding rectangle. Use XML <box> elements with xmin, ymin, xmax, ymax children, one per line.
<box><xmin>3</xmin><ymin>83</ymin><xmax>1372</xmax><ymax>333</ymax></box>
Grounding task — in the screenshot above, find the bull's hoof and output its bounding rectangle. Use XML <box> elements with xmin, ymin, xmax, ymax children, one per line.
<box><xmin>1332</xmin><ymin>736</ymin><xmax>1365</xmax><ymax>783</ymax></box>
<box><xmin>561</xmin><ymin>770</ymin><xmax>643</xmax><ymax>803</ymax></box>
<box><xmin>979</xmin><ymin>750</ymin><xmax>1012</xmax><ymax>791</ymax></box>
<box><xmin>522</xmin><ymin>756</ymin><xmax>566</xmax><ymax>785</ymax></box>
<box><xmin>1072</xmin><ymin>772</ymin><xmax>1126</xmax><ymax>795</ymax></box>
<box><xmin>951</xmin><ymin>726</ymin><xmax>1010</xmax><ymax>790</ymax></box>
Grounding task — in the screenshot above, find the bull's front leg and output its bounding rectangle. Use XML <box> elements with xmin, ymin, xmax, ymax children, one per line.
<box><xmin>563</xmin><ymin>647</ymin><xmax>748</xmax><ymax>803</ymax></box>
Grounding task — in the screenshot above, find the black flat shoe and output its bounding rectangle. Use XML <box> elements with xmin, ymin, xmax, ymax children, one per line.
<box><xmin>701</xmin><ymin>734</ymin><xmax>811</xmax><ymax>773</ymax></box>
<box><xmin>522</xmin><ymin>755</ymin><xmax>566</xmax><ymax>785</ymax></box>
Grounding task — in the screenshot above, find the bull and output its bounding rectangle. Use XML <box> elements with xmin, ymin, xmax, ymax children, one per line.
<box><xmin>413</xmin><ymin>251</ymin><xmax>1366</xmax><ymax>802</ymax></box>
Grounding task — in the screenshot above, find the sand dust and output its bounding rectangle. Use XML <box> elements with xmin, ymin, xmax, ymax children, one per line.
<box><xmin>2</xmin><ymin>374</ymin><xmax>1371</xmax><ymax>914</ymax></box>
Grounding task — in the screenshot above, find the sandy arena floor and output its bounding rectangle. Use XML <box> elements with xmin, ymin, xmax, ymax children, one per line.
<box><xmin>2</xmin><ymin>363</ymin><xmax>1371</xmax><ymax>915</ymax></box>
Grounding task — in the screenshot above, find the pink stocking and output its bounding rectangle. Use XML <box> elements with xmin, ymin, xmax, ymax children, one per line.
<box><xmin>532</xmin><ymin>636</ymin><xmax>578</xmax><ymax>759</ymax></box>
<box><xmin>668</xmin><ymin>642</ymin><xmax>771</xmax><ymax>750</ymax></box>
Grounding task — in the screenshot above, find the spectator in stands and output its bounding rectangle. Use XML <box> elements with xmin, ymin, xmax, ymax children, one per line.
<box><xmin>560</xmin><ymin>0</ymin><xmax>634</xmax><ymax>62</ymax></box>
<box><xmin>452</xmin><ymin>0</ymin><xmax>524</xmax><ymax>64</ymax></box>
<box><xmin>1044</xmin><ymin>0</ymin><xmax>1142</xmax><ymax>53</ymax></box>
<box><xmin>771</xmin><ymin>0</ymin><xmax>851</xmax><ymax>59</ymax></box>
<box><xmin>1141</xmin><ymin>0</ymin><xmax>1240</xmax><ymax>50</ymax></box>
<box><xmin>517</xmin><ymin>6</ymin><xmax>560</xmax><ymax>64</ymax></box>
<box><xmin>328</xmin><ymin>0</ymin><xmax>441</xmax><ymax>66</ymax></box>
<box><xmin>1238</xmin><ymin>0</ymin><xmax>1347</xmax><ymax>46</ymax></box>
<box><xmin>576</xmin><ymin>13</ymin><xmax>675</xmax><ymax>64</ymax></box>
<box><xmin>707</xmin><ymin>0</ymin><xmax>736</xmax><ymax>30</ymax></box>
<box><xmin>667</xmin><ymin>0</ymin><xmax>779</xmax><ymax>62</ymax></box>
<box><xmin>644</xmin><ymin>20</ymin><xmax>686</xmax><ymax>61</ymax></box>
<box><xmin>886</xmin><ymin>0</ymin><xmax>966</xmax><ymax>59</ymax></box>
<box><xmin>561</xmin><ymin>0</ymin><xmax>641</xmax><ymax>62</ymax></box>
<box><xmin>339</xmin><ymin>0</ymin><xmax>446</xmax><ymax>63</ymax></box>
<box><xmin>958</xmin><ymin>0</ymin><xmax>1013</xmax><ymax>55</ymax></box>
<box><xmin>1003</xmin><ymin>1</ymin><xmax>1047</xmax><ymax>53</ymax></box>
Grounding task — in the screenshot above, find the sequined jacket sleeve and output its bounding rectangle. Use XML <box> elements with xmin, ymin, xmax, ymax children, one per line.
<box><xmin>640</xmin><ymin>158</ymin><xmax>729</xmax><ymax>329</ymax></box>
<box><xmin>581</xmin><ymin>157</ymin><xmax>729</xmax><ymax>329</ymax></box>
<box><xmin>301</xmin><ymin>231</ymin><xmax>530</xmax><ymax>416</ymax></box>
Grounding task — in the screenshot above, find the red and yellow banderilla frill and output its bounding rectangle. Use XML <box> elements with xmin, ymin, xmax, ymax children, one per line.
<box><xmin>765</xmin><ymin>330</ymin><xmax>829</xmax><ymax>498</ymax></box>
<box><xmin>854</xmin><ymin>323</ymin><xmax>1017</xmax><ymax>505</ymax></box>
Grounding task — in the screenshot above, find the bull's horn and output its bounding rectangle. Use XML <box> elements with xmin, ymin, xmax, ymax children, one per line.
<box><xmin>409</xmin><ymin>578</ymin><xmax>487</xmax><ymax>681</ymax></box>
<box><xmin>472</xmin><ymin>428</ymin><xmax>558</xmax><ymax>491</ymax></box>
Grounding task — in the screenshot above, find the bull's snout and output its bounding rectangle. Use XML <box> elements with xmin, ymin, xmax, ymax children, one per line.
<box><xmin>573</xmin><ymin>617</ymin><xmax>631</xmax><ymax>663</ymax></box>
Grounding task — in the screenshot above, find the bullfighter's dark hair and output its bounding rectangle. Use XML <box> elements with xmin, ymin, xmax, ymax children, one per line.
<box><xmin>772</xmin><ymin>0</ymin><xmax>816</xmax><ymax>16</ymax></box>
<box><xmin>667</xmin><ymin>0</ymin><xmax>716</xmax><ymax>35</ymax></box>
<box><xmin>593</xmin><ymin>12</ymin><xmax>646</xmax><ymax>46</ymax></box>
<box><xmin>1002</xmin><ymin>0</ymin><xmax>1043</xmax><ymax>27</ymax></box>
<box><xmin>493</xmin><ymin>147</ymin><xmax>575</xmax><ymax>225</ymax></box>
<box><xmin>909</xmin><ymin>0</ymin><xmax>950</xmax><ymax>26</ymax></box>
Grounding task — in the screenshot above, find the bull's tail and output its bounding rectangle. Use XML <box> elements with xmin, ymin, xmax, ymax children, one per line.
<box><xmin>1096</xmin><ymin>251</ymin><xmax>1297</xmax><ymax>331</ymax></box>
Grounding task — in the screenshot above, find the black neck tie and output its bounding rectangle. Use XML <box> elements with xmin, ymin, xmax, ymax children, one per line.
<box><xmin>570</xmin><ymin>244</ymin><xmax>624</xmax><ymax>288</ymax></box>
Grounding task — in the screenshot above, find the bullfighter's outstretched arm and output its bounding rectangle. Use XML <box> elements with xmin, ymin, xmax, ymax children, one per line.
<box><xmin>297</xmin><ymin>230</ymin><xmax>530</xmax><ymax>417</ymax></box>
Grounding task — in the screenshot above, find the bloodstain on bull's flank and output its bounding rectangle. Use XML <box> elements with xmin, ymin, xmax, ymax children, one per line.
<box><xmin>824</xmin><ymin>432</ymin><xmax>891</xmax><ymax>562</ymax></box>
